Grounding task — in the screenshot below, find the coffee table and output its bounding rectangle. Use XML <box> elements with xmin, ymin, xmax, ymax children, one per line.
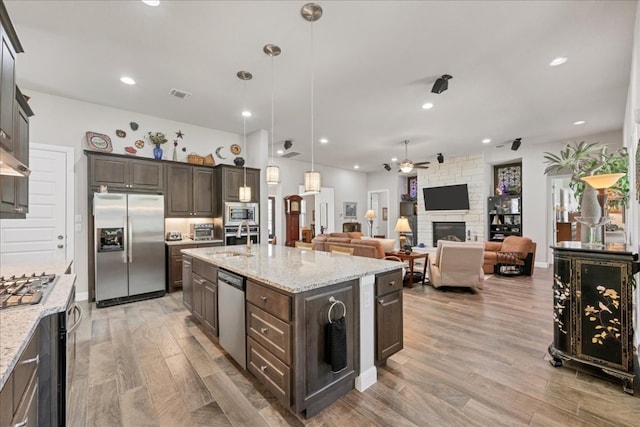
<box><xmin>385</xmin><ymin>251</ymin><xmax>429</xmax><ymax>287</ymax></box>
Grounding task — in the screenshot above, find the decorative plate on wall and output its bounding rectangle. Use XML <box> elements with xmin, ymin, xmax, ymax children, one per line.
<box><xmin>86</xmin><ymin>131</ymin><xmax>113</xmax><ymax>152</ymax></box>
<box><xmin>230</xmin><ymin>144</ymin><xmax>241</xmax><ymax>155</ymax></box>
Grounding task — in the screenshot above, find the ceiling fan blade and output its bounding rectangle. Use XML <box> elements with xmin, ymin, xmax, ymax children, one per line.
<box><xmin>413</xmin><ymin>161</ymin><xmax>431</xmax><ymax>166</ymax></box>
<box><xmin>414</xmin><ymin>165</ymin><xmax>430</xmax><ymax>169</ymax></box>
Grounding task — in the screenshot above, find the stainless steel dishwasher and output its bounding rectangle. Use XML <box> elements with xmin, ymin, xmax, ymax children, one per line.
<box><xmin>217</xmin><ymin>269</ymin><xmax>247</xmax><ymax>369</ymax></box>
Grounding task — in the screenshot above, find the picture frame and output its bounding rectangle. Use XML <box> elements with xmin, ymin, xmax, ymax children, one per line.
<box><xmin>382</xmin><ymin>207</ymin><xmax>388</xmax><ymax>221</ymax></box>
<box><xmin>343</xmin><ymin>202</ymin><xmax>357</xmax><ymax>219</ymax></box>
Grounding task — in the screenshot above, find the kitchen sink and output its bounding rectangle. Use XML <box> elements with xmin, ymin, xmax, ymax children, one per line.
<box><xmin>209</xmin><ymin>251</ymin><xmax>254</xmax><ymax>258</ymax></box>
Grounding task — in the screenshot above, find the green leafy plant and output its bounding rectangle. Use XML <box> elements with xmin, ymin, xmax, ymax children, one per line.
<box><xmin>543</xmin><ymin>141</ymin><xmax>629</xmax><ymax>209</ymax></box>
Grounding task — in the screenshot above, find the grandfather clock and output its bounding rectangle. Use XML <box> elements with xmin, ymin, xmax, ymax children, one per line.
<box><xmin>284</xmin><ymin>195</ymin><xmax>302</xmax><ymax>247</ymax></box>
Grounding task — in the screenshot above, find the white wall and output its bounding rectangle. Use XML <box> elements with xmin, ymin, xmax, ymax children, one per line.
<box><xmin>24</xmin><ymin>90</ymin><xmax>242</xmax><ymax>297</ymax></box>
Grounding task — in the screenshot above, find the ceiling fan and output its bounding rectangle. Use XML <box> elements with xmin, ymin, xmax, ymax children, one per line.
<box><xmin>397</xmin><ymin>140</ymin><xmax>430</xmax><ymax>173</ymax></box>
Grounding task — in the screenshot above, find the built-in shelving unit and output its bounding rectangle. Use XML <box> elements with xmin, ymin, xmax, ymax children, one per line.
<box><xmin>488</xmin><ymin>195</ymin><xmax>522</xmax><ymax>241</ymax></box>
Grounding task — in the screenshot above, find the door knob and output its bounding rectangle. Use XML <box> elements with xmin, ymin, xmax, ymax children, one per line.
<box><xmin>58</xmin><ymin>235</ymin><xmax>64</xmax><ymax>240</ymax></box>
<box><xmin>57</xmin><ymin>244</ymin><xmax>64</xmax><ymax>249</ymax></box>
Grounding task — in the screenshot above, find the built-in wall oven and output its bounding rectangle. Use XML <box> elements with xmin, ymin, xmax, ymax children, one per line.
<box><xmin>224</xmin><ymin>225</ymin><xmax>259</xmax><ymax>246</ymax></box>
<box><xmin>225</xmin><ymin>202</ymin><xmax>258</xmax><ymax>226</ymax></box>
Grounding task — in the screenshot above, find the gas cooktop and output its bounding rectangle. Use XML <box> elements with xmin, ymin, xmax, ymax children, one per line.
<box><xmin>0</xmin><ymin>272</ymin><xmax>57</xmax><ymax>309</ymax></box>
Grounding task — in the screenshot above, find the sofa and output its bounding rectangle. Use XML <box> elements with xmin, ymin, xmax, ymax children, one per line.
<box><xmin>311</xmin><ymin>233</ymin><xmax>396</xmax><ymax>259</ymax></box>
<box><xmin>428</xmin><ymin>240</ymin><xmax>485</xmax><ymax>290</ymax></box>
<box><xmin>483</xmin><ymin>235</ymin><xmax>536</xmax><ymax>275</ymax></box>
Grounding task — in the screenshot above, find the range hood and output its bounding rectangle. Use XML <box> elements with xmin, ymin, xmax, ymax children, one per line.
<box><xmin>0</xmin><ymin>146</ymin><xmax>30</xmax><ymax>177</ymax></box>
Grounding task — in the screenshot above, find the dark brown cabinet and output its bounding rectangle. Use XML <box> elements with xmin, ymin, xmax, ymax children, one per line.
<box><xmin>88</xmin><ymin>153</ymin><xmax>164</xmax><ymax>191</ymax></box>
<box><xmin>182</xmin><ymin>255</ymin><xmax>193</xmax><ymax>311</ymax></box>
<box><xmin>191</xmin><ymin>257</ymin><xmax>219</xmax><ymax>337</ymax></box>
<box><xmin>488</xmin><ymin>195</ymin><xmax>522</xmax><ymax>242</ymax></box>
<box><xmin>549</xmin><ymin>242</ymin><xmax>639</xmax><ymax>394</ymax></box>
<box><xmin>165</xmin><ymin>163</ymin><xmax>215</xmax><ymax>217</ymax></box>
<box><xmin>192</xmin><ymin>274</ymin><xmax>204</xmax><ymax>322</ymax></box>
<box><xmin>0</xmin><ymin>88</ymin><xmax>32</xmax><ymax>217</ymax></box>
<box><xmin>166</xmin><ymin>242</ymin><xmax>222</xmax><ymax>292</ymax></box>
<box><xmin>375</xmin><ymin>269</ymin><xmax>403</xmax><ymax>363</ymax></box>
<box><xmin>217</xmin><ymin>165</ymin><xmax>260</xmax><ymax>204</ymax></box>
<box><xmin>0</xmin><ymin>2</ymin><xmax>20</xmax><ymax>151</ymax></box>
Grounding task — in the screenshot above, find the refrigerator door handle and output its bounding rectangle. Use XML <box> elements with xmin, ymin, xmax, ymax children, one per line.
<box><xmin>122</xmin><ymin>216</ymin><xmax>128</xmax><ymax>264</ymax></box>
<box><xmin>128</xmin><ymin>215</ymin><xmax>133</xmax><ymax>263</ymax></box>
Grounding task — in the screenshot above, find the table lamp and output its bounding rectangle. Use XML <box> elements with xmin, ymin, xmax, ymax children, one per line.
<box><xmin>394</xmin><ymin>216</ymin><xmax>412</xmax><ymax>251</ymax></box>
<box><xmin>365</xmin><ymin>209</ymin><xmax>377</xmax><ymax>237</ymax></box>
<box><xmin>578</xmin><ymin>173</ymin><xmax>625</xmax><ymax>246</ymax></box>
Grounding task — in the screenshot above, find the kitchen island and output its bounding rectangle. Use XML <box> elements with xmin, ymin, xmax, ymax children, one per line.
<box><xmin>181</xmin><ymin>243</ymin><xmax>403</xmax><ymax>417</ymax></box>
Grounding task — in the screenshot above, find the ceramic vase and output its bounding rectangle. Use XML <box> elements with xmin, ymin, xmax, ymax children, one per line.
<box><xmin>580</xmin><ymin>184</ymin><xmax>602</xmax><ymax>243</ymax></box>
<box><xmin>153</xmin><ymin>144</ymin><xmax>163</xmax><ymax>160</ymax></box>
<box><xmin>172</xmin><ymin>146</ymin><xmax>177</xmax><ymax>161</ymax></box>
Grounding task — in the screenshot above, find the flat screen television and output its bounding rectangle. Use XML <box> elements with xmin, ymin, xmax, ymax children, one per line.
<box><xmin>423</xmin><ymin>184</ymin><xmax>470</xmax><ymax>211</ymax></box>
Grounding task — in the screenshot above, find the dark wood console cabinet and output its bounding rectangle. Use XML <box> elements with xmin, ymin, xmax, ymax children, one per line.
<box><xmin>549</xmin><ymin>242</ymin><xmax>639</xmax><ymax>394</ymax></box>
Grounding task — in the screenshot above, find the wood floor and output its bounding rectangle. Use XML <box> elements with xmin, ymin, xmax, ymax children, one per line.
<box><xmin>68</xmin><ymin>267</ymin><xmax>640</xmax><ymax>426</ymax></box>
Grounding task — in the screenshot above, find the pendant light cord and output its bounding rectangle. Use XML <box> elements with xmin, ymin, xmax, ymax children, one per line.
<box><xmin>243</xmin><ymin>80</ymin><xmax>247</xmax><ymax>187</ymax></box>
<box><xmin>270</xmin><ymin>54</ymin><xmax>275</xmax><ymax>165</ymax></box>
<box><xmin>310</xmin><ymin>19</ymin><xmax>315</xmax><ymax>172</ymax></box>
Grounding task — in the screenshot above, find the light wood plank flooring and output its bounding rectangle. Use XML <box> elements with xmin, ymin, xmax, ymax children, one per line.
<box><xmin>68</xmin><ymin>268</ymin><xmax>640</xmax><ymax>426</ymax></box>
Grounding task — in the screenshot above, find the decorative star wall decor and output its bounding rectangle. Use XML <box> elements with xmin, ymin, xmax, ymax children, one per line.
<box><xmin>176</xmin><ymin>130</ymin><xmax>184</xmax><ymax>139</ymax></box>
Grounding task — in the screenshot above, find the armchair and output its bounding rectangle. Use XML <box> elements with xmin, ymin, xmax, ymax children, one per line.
<box><xmin>483</xmin><ymin>236</ymin><xmax>536</xmax><ymax>275</ymax></box>
<box><xmin>428</xmin><ymin>240</ymin><xmax>485</xmax><ymax>290</ymax></box>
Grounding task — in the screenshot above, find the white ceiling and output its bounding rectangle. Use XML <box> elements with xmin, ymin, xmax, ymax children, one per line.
<box><xmin>6</xmin><ymin>0</ymin><xmax>637</xmax><ymax>172</ymax></box>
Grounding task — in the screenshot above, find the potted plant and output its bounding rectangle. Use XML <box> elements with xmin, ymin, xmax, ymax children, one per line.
<box><xmin>543</xmin><ymin>141</ymin><xmax>629</xmax><ymax>242</ymax></box>
<box><xmin>147</xmin><ymin>131</ymin><xmax>168</xmax><ymax>160</ymax></box>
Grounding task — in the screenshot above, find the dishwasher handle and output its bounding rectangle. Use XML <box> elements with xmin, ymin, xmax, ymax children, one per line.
<box><xmin>218</xmin><ymin>269</ymin><xmax>245</xmax><ymax>291</ymax></box>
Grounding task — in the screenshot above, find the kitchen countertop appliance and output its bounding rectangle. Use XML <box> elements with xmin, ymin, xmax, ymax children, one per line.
<box><xmin>190</xmin><ymin>223</ymin><xmax>215</xmax><ymax>241</ymax></box>
<box><xmin>217</xmin><ymin>269</ymin><xmax>246</xmax><ymax>369</ymax></box>
<box><xmin>0</xmin><ymin>272</ymin><xmax>57</xmax><ymax>309</ymax></box>
<box><xmin>225</xmin><ymin>202</ymin><xmax>258</xmax><ymax>226</ymax></box>
<box><xmin>166</xmin><ymin>231</ymin><xmax>182</xmax><ymax>241</ymax></box>
<box><xmin>93</xmin><ymin>193</ymin><xmax>165</xmax><ymax>307</ymax></box>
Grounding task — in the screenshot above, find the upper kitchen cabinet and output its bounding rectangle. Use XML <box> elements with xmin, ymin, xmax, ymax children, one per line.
<box><xmin>165</xmin><ymin>163</ymin><xmax>216</xmax><ymax>217</ymax></box>
<box><xmin>87</xmin><ymin>151</ymin><xmax>164</xmax><ymax>192</ymax></box>
<box><xmin>217</xmin><ymin>165</ymin><xmax>260</xmax><ymax>204</ymax></box>
<box><xmin>0</xmin><ymin>1</ymin><xmax>21</xmax><ymax>152</ymax></box>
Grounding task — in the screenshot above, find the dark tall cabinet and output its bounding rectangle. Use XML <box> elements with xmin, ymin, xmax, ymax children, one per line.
<box><xmin>549</xmin><ymin>242</ymin><xmax>639</xmax><ymax>394</ymax></box>
<box><xmin>488</xmin><ymin>195</ymin><xmax>522</xmax><ymax>241</ymax></box>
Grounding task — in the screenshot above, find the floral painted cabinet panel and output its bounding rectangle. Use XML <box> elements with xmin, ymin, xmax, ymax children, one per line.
<box><xmin>549</xmin><ymin>243</ymin><xmax>638</xmax><ymax>394</ymax></box>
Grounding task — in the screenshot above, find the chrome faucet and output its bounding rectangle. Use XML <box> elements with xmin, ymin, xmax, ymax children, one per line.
<box><xmin>237</xmin><ymin>220</ymin><xmax>253</xmax><ymax>250</ymax></box>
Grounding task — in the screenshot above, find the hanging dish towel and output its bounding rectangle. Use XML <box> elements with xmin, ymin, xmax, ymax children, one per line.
<box><xmin>326</xmin><ymin>316</ymin><xmax>347</xmax><ymax>373</ymax></box>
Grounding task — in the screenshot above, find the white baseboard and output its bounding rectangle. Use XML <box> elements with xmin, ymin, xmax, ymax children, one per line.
<box><xmin>534</xmin><ymin>261</ymin><xmax>549</xmax><ymax>269</ymax></box>
<box><xmin>355</xmin><ymin>366</ymin><xmax>377</xmax><ymax>391</ymax></box>
<box><xmin>76</xmin><ymin>291</ymin><xmax>89</xmax><ymax>301</ymax></box>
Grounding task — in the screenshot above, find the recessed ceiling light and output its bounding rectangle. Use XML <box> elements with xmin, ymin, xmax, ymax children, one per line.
<box><xmin>242</xmin><ymin>110</ymin><xmax>252</xmax><ymax>117</ymax></box>
<box><xmin>120</xmin><ymin>76</ymin><xmax>136</xmax><ymax>85</ymax></box>
<box><xmin>422</xmin><ymin>102</ymin><xmax>434</xmax><ymax>110</ymax></box>
<box><xmin>353</xmin><ymin>165</ymin><xmax>359</xmax><ymax>169</ymax></box>
<box><xmin>482</xmin><ymin>138</ymin><xmax>491</xmax><ymax>144</ymax></box>
<box><xmin>319</xmin><ymin>138</ymin><xmax>328</xmax><ymax>143</ymax></box>
<box><xmin>391</xmin><ymin>157</ymin><xmax>398</xmax><ymax>162</ymax></box>
<box><xmin>277</xmin><ymin>149</ymin><xmax>284</xmax><ymax>155</ymax></box>
<box><xmin>573</xmin><ymin>120</ymin><xmax>586</xmax><ymax>125</ymax></box>
<box><xmin>549</xmin><ymin>57</ymin><xmax>568</xmax><ymax>67</ymax></box>
<box><xmin>142</xmin><ymin>0</ymin><xmax>160</xmax><ymax>6</ymax></box>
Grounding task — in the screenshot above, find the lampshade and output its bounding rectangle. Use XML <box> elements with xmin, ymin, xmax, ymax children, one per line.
<box><xmin>266</xmin><ymin>165</ymin><xmax>280</xmax><ymax>185</ymax></box>
<box><xmin>399</xmin><ymin>161</ymin><xmax>413</xmax><ymax>173</ymax></box>
<box><xmin>365</xmin><ymin>209</ymin><xmax>377</xmax><ymax>220</ymax></box>
<box><xmin>394</xmin><ymin>217</ymin><xmax>412</xmax><ymax>233</ymax></box>
<box><xmin>581</xmin><ymin>173</ymin><xmax>625</xmax><ymax>189</ymax></box>
<box><xmin>239</xmin><ymin>186</ymin><xmax>251</xmax><ymax>202</ymax></box>
<box><xmin>304</xmin><ymin>170</ymin><xmax>321</xmax><ymax>193</ymax></box>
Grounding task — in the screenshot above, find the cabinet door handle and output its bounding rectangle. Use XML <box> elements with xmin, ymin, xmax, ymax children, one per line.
<box><xmin>14</xmin><ymin>419</ymin><xmax>28</xmax><ymax>427</ymax></box>
<box><xmin>19</xmin><ymin>355</ymin><xmax>39</xmax><ymax>366</ymax></box>
<box><xmin>260</xmin><ymin>328</ymin><xmax>268</xmax><ymax>334</ymax></box>
<box><xmin>260</xmin><ymin>365</ymin><xmax>268</xmax><ymax>372</ymax></box>
<box><xmin>260</xmin><ymin>296</ymin><xmax>267</xmax><ymax>302</ymax></box>
<box><xmin>57</xmin><ymin>244</ymin><xmax>64</xmax><ymax>249</ymax></box>
<box><xmin>389</xmin><ymin>281</ymin><xmax>395</xmax><ymax>286</ymax></box>
<box><xmin>13</xmin><ymin>207</ymin><xmax>24</xmax><ymax>212</ymax></box>
<box><xmin>378</xmin><ymin>299</ymin><xmax>384</xmax><ymax>304</ymax></box>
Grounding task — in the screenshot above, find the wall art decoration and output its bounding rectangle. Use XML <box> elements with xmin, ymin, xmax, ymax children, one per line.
<box><xmin>130</xmin><ymin>122</ymin><xmax>139</xmax><ymax>131</ymax></box>
<box><xmin>116</xmin><ymin>129</ymin><xmax>126</xmax><ymax>138</ymax></box>
<box><xmin>134</xmin><ymin>140</ymin><xmax>144</xmax><ymax>149</ymax></box>
<box><xmin>230</xmin><ymin>144</ymin><xmax>241</xmax><ymax>155</ymax></box>
<box><xmin>85</xmin><ymin>131</ymin><xmax>113</xmax><ymax>152</ymax></box>
<box><xmin>494</xmin><ymin>162</ymin><xmax>522</xmax><ymax>195</ymax></box>
<box><xmin>344</xmin><ymin>202</ymin><xmax>357</xmax><ymax>219</ymax></box>
<box><xmin>382</xmin><ymin>207</ymin><xmax>388</xmax><ymax>221</ymax></box>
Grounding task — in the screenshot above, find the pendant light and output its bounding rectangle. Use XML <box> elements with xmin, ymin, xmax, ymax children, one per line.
<box><xmin>237</xmin><ymin>70</ymin><xmax>253</xmax><ymax>202</ymax></box>
<box><xmin>264</xmin><ymin>44</ymin><xmax>281</xmax><ymax>185</ymax></box>
<box><xmin>302</xmin><ymin>3</ymin><xmax>322</xmax><ymax>194</ymax></box>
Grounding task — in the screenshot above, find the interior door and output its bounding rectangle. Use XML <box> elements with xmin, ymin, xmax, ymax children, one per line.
<box><xmin>0</xmin><ymin>147</ymin><xmax>68</xmax><ymax>264</ymax></box>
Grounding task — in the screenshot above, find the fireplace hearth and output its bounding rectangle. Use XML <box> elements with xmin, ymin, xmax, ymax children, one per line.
<box><xmin>433</xmin><ymin>222</ymin><xmax>466</xmax><ymax>246</ymax></box>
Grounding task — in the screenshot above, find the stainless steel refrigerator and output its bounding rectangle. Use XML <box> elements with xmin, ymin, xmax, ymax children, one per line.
<box><xmin>93</xmin><ymin>193</ymin><xmax>165</xmax><ymax>307</ymax></box>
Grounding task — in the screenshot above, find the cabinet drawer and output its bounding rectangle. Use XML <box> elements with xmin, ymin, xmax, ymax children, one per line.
<box><xmin>375</xmin><ymin>270</ymin><xmax>403</xmax><ymax>296</ymax></box>
<box><xmin>170</xmin><ymin>244</ymin><xmax>197</xmax><ymax>257</ymax></box>
<box><xmin>247</xmin><ymin>337</ymin><xmax>290</xmax><ymax>404</ymax></box>
<box><xmin>247</xmin><ymin>304</ymin><xmax>291</xmax><ymax>364</ymax></box>
<box><xmin>13</xmin><ymin>328</ymin><xmax>39</xmax><ymax>413</ymax></box>
<box><xmin>246</xmin><ymin>281</ymin><xmax>291</xmax><ymax>322</ymax></box>
<box><xmin>193</xmin><ymin>258</ymin><xmax>218</xmax><ymax>283</ymax></box>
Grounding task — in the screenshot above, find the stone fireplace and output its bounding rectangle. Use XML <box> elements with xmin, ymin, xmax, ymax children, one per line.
<box><xmin>432</xmin><ymin>222</ymin><xmax>466</xmax><ymax>246</ymax></box>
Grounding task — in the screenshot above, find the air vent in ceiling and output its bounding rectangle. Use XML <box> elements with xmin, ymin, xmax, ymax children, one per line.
<box><xmin>281</xmin><ymin>151</ymin><xmax>300</xmax><ymax>158</ymax></box>
<box><xmin>169</xmin><ymin>88</ymin><xmax>192</xmax><ymax>99</ymax></box>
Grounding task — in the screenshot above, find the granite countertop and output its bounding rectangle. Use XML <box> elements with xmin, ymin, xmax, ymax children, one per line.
<box><xmin>181</xmin><ymin>244</ymin><xmax>401</xmax><ymax>294</ymax></box>
<box><xmin>0</xmin><ymin>261</ymin><xmax>75</xmax><ymax>391</ymax></box>
<box><xmin>166</xmin><ymin>238</ymin><xmax>224</xmax><ymax>246</ymax></box>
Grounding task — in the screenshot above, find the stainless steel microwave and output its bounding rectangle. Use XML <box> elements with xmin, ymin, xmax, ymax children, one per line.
<box><xmin>225</xmin><ymin>202</ymin><xmax>258</xmax><ymax>226</ymax></box>
<box><xmin>190</xmin><ymin>223</ymin><xmax>215</xmax><ymax>240</ymax></box>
